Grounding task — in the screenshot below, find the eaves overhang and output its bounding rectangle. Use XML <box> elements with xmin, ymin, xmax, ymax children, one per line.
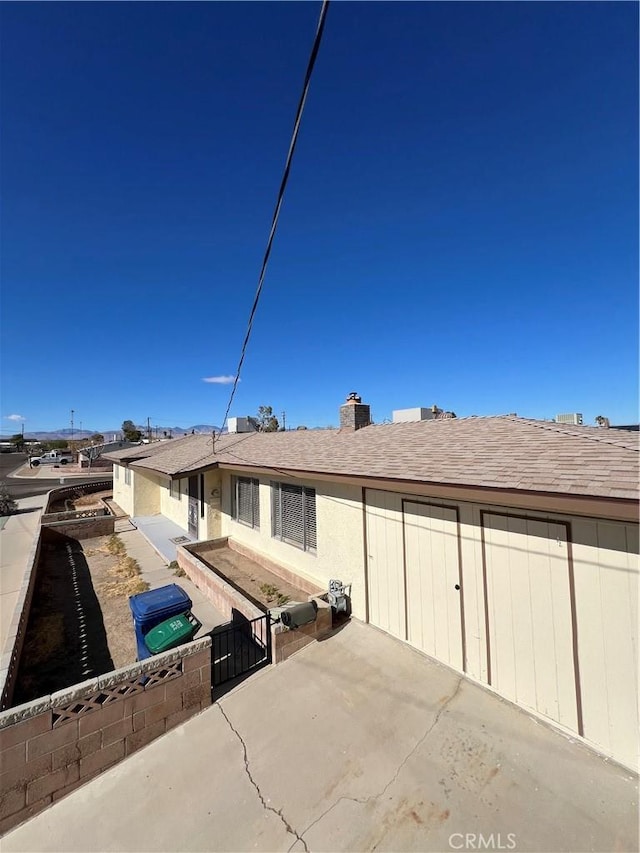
<box><xmin>130</xmin><ymin>460</ymin><xmax>220</xmax><ymax>479</ymax></box>
<box><xmin>215</xmin><ymin>462</ymin><xmax>639</xmax><ymax>524</ymax></box>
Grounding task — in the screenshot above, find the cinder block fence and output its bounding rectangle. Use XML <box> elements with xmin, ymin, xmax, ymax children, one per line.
<box><xmin>0</xmin><ymin>638</ymin><xmax>211</xmax><ymax>834</ymax></box>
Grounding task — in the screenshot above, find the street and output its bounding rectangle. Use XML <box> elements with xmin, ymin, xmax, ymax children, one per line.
<box><xmin>0</xmin><ymin>454</ymin><xmax>111</xmax><ymax>499</ymax></box>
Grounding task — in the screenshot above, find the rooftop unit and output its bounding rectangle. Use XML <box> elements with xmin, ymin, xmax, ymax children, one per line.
<box><xmin>227</xmin><ymin>417</ymin><xmax>257</xmax><ymax>434</ymax></box>
<box><xmin>556</xmin><ymin>413</ymin><xmax>583</xmax><ymax>426</ymax></box>
<box><xmin>392</xmin><ymin>406</ymin><xmax>440</xmax><ymax>423</ymax></box>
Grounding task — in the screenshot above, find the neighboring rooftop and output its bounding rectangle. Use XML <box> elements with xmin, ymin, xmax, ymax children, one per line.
<box><xmin>105</xmin><ymin>416</ymin><xmax>639</xmax><ymax>501</ymax></box>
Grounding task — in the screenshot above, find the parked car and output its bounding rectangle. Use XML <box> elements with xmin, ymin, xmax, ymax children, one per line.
<box><xmin>29</xmin><ymin>450</ymin><xmax>74</xmax><ymax>467</ymax></box>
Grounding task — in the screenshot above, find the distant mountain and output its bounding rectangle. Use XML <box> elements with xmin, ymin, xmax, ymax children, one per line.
<box><xmin>23</xmin><ymin>425</ymin><xmax>222</xmax><ymax>441</ymax></box>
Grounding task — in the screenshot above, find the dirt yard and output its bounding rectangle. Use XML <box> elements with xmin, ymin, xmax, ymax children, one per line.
<box><xmin>194</xmin><ymin>545</ymin><xmax>312</xmax><ymax>611</ymax></box>
<box><xmin>13</xmin><ymin>534</ymin><xmax>143</xmax><ymax>705</ymax></box>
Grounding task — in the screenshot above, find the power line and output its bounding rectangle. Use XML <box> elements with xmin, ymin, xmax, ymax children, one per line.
<box><xmin>217</xmin><ymin>0</ymin><xmax>331</xmax><ymax>441</ymax></box>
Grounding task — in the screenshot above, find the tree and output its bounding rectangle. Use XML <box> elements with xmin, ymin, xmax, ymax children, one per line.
<box><xmin>0</xmin><ymin>484</ymin><xmax>17</xmax><ymax>516</ymax></box>
<box><xmin>253</xmin><ymin>406</ymin><xmax>279</xmax><ymax>433</ymax></box>
<box><xmin>91</xmin><ymin>433</ymin><xmax>104</xmax><ymax>445</ymax></box>
<box><xmin>10</xmin><ymin>434</ymin><xmax>24</xmax><ymax>452</ymax></box>
<box><xmin>43</xmin><ymin>439</ymin><xmax>69</xmax><ymax>451</ymax></box>
<box><xmin>122</xmin><ymin>420</ymin><xmax>143</xmax><ymax>442</ymax></box>
<box><xmin>84</xmin><ymin>443</ymin><xmax>104</xmax><ymax>471</ymax></box>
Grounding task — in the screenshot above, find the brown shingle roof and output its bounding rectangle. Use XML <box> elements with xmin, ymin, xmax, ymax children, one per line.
<box><xmin>103</xmin><ymin>436</ymin><xmax>204</xmax><ymax>465</ymax></box>
<box><xmin>124</xmin><ymin>417</ymin><xmax>638</xmax><ymax>501</ymax></box>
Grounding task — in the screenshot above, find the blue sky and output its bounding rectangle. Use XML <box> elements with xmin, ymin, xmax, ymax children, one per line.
<box><xmin>1</xmin><ymin>1</ymin><xmax>637</xmax><ymax>434</ymax></box>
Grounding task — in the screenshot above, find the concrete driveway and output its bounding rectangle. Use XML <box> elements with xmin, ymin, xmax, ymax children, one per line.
<box><xmin>2</xmin><ymin>621</ymin><xmax>638</xmax><ymax>852</ymax></box>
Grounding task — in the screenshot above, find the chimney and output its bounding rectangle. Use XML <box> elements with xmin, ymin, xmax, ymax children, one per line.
<box><xmin>340</xmin><ymin>392</ymin><xmax>371</xmax><ymax>431</ymax></box>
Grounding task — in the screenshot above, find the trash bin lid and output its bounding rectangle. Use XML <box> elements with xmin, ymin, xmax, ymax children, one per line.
<box><xmin>129</xmin><ymin>584</ymin><xmax>192</xmax><ymax>623</ymax></box>
<box><xmin>143</xmin><ymin>611</ymin><xmax>201</xmax><ymax>654</ymax></box>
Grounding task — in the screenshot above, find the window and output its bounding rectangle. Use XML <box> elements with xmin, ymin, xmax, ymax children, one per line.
<box><xmin>170</xmin><ymin>479</ymin><xmax>181</xmax><ymax>500</ymax></box>
<box><xmin>231</xmin><ymin>477</ymin><xmax>260</xmax><ymax>529</ymax></box>
<box><xmin>114</xmin><ymin>465</ymin><xmax>119</xmax><ymax>481</ymax></box>
<box><xmin>271</xmin><ymin>482</ymin><xmax>316</xmax><ymax>552</ymax></box>
<box><xmin>124</xmin><ymin>467</ymin><xmax>131</xmax><ymax>486</ymax></box>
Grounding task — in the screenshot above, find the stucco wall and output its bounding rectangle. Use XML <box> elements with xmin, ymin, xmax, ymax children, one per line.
<box><xmin>112</xmin><ymin>465</ymin><xmax>133</xmax><ymax>516</ymax></box>
<box><xmin>219</xmin><ymin>472</ymin><xmax>365</xmax><ymax>618</ymax></box>
<box><xmin>133</xmin><ymin>470</ymin><xmax>162</xmax><ymax>516</ymax></box>
<box><xmin>202</xmin><ymin>471</ymin><xmax>222</xmax><ymax>541</ymax></box>
<box><xmin>159</xmin><ymin>477</ymin><xmax>188</xmax><ymax>531</ymax></box>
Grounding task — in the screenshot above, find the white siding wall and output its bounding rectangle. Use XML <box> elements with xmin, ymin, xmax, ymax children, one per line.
<box><xmin>219</xmin><ymin>472</ymin><xmax>366</xmax><ymax>618</ymax></box>
<box><xmin>363</xmin><ymin>488</ymin><xmax>639</xmax><ymax>771</ymax></box>
<box><xmin>571</xmin><ymin>520</ymin><xmax>639</xmax><ymax>769</ymax></box>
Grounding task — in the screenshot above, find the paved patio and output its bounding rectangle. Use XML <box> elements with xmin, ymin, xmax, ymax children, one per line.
<box><xmin>3</xmin><ymin>620</ymin><xmax>637</xmax><ymax>852</ymax></box>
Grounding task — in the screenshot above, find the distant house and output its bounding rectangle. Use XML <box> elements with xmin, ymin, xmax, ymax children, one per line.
<box><xmin>104</xmin><ymin>395</ymin><xmax>639</xmax><ymax>771</ymax></box>
<box><xmin>77</xmin><ymin>439</ymin><xmax>140</xmax><ymax>468</ymax></box>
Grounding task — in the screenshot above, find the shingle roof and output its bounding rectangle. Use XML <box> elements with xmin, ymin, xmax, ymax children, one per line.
<box><xmin>121</xmin><ymin>417</ymin><xmax>638</xmax><ymax>501</ymax></box>
<box><xmin>103</xmin><ymin>438</ymin><xmax>200</xmax><ymax>465</ymax></box>
<box><xmin>118</xmin><ymin>435</ymin><xmax>214</xmax><ymax>474</ymax></box>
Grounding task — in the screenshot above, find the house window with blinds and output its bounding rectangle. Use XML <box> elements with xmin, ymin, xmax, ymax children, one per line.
<box><xmin>271</xmin><ymin>482</ymin><xmax>316</xmax><ymax>552</ymax></box>
<box><xmin>231</xmin><ymin>477</ymin><xmax>260</xmax><ymax>530</ymax></box>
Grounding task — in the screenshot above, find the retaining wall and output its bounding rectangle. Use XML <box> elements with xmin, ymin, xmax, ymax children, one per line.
<box><xmin>0</xmin><ymin>535</ymin><xmax>42</xmax><ymax>715</ymax></box>
<box><xmin>0</xmin><ymin>638</ymin><xmax>211</xmax><ymax>835</ymax></box>
<box><xmin>44</xmin><ymin>481</ymin><xmax>112</xmax><ymax>514</ymax></box>
<box><xmin>41</xmin><ymin>507</ymin><xmax>109</xmax><ymax>524</ymax></box>
<box><xmin>178</xmin><ymin>540</ymin><xmax>263</xmax><ymax>623</ymax></box>
<box><xmin>41</xmin><ymin>516</ymin><xmax>115</xmax><ymax>540</ymax></box>
<box><xmin>178</xmin><ymin>540</ymin><xmax>333</xmax><ymax>664</ymax></box>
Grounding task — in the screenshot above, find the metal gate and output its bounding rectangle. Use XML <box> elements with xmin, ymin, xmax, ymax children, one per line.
<box><xmin>211</xmin><ymin>614</ymin><xmax>271</xmax><ymax>688</ymax></box>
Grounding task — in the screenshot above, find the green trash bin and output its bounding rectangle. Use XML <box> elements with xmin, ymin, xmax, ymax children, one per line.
<box><xmin>143</xmin><ymin>611</ymin><xmax>202</xmax><ymax>655</ymax></box>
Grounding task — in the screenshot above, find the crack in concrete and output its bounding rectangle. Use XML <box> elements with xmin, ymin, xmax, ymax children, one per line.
<box><xmin>290</xmin><ymin>677</ymin><xmax>463</xmax><ymax>851</ymax></box>
<box><xmin>217</xmin><ymin>704</ymin><xmax>309</xmax><ymax>853</ymax></box>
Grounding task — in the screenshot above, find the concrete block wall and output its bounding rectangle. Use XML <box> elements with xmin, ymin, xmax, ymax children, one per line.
<box><xmin>44</xmin><ymin>481</ymin><xmax>112</xmax><ymax>514</ymax></box>
<box><xmin>178</xmin><ymin>542</ymin><xmax>264</xmax><ymax>623</ymax></box>
<box><xmin>178</xmin><ymin>542</ymin><xmax>334</xmax><ymax>664</ymax></box>
<box><xmin>0</xmin><ymin>638</ymin><xmax>211</xmax><ymax>835</ymax></box>
<box><xmin>273</xmin><ymin>598</ymin><xmax>333</xmax><ymax>663</ymax></box>
<box><xmin>41</xmin><ymin>508</ymin><xmax>109</xmax><ymax>524</ymax></box>
<box><xmin>41</xmin><ymin>516</ymin><xmax>115</xmax><ymax>540</ymax></box>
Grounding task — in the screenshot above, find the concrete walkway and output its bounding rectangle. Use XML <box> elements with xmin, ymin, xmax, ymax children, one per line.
<box><xmin>2</xmin><ymin>621</ymin><xmax>637</xmax><ymax>852</ymax></box>
<box><xmin>132</xmin><ymin>514</ymin><xmax>196</xmax><ymax>563</ymax></box>
<box><xmin>0</xmin><ymin>495</ymin><xmax>47</xmax><ymax>658</ymax></box>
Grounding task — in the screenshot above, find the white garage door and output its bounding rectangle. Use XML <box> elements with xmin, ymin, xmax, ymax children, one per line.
<box><xmin>404</xmin><ymin>501</ymin><xmax>463</xmax><ymax>671</ymax></box>
<box><xmin>483</xmin><ymin>513</ymin><xmax>580</xmax><ymax>733</ymax></box>
<box><xmin>365</xmin><ymin>491</ymin><xmax>464</xmax><ymax>672</ymax></box>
